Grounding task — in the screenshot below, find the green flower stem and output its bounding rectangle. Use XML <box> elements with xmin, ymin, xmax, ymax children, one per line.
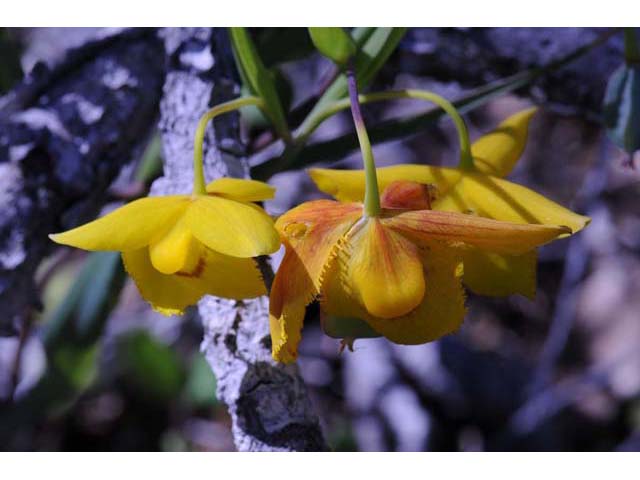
<box><xmin>193</xmin><ymin>96</ymin><xmax>266</xmax><ymax>195</ymax></box>
<box><xmin>624</xmin><ymin>28</ymin><xmax>640</xmax><ymax>64</ymax></box>
<box><xmin>297</xmin><ymin>89</ymin><xmax>473</xmax><ymax>169</ymax></box>
<box><xmin>346</xmin><ymin>63</ymin><xmax>380</xmax><ymax>217</ymax></box>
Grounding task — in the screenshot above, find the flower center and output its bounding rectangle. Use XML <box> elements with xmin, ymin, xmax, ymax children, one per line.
<box><xmin>149</xmin><ymin>218</ymin><xmax>203</xmax><ymax>275</ymax></box>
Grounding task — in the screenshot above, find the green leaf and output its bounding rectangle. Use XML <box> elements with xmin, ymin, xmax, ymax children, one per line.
<box><xmin>356</xmin><ymin>27</ymin><xmax>407</xmax><ymax>88</ymax></box>
<box><xmin>251</xmin><ymin>28</ymin><xmax>619</xmax><ymax>180</ymax></box>
<box><xmin>0</xmin><ymin>251</ymin><xmax>127</xmax><ymax>433</ymax></box>
<box><xmin>116</xmin><ymin>330</ymin><xmax>186</xmax><ymax>402</ymax></box>
<box><xmin>604</xmin><ymin>65</ymin><xmax>640</xmax><ymax>153</ymax></box>
<box><xmin>240</xmin><ymin>68</ymin><xmax>293</xmax><ymax>131</ymax></box>
<box><xmin>308</xmin><ymin>27</ymin><xmax>356</xmax><ymax>66</ymax></box>
<box><xmin>228</xmin><ymin>27</ymin><xmax>291</xmax><ymax>142</ymax></box>
<box><xmin>75</xmin><ymin>252</ymin><xmax>124</xmax><ymax>338</ymax></box>
<box><xmin>300</xmin><ymin>28</ymin><xmax>407</xmax><ymax>135</ymax></box>
<box><xmin>350</xmin><ymin>27</ymin><xmax>377</xmax><ymax>49</ymax></box>
<box><xmin>52</xmin><ymin>344</ymin><xmax>99</xmax><ymax>391</ymax></box>
<box><xmin>42</xmin><ymin>251</ymin><xmax>125</xmax><ymax>347</ymax></box>
<box><xmin>256</xmin><ymin>28</ymin><xmax>315</xmax><ymax>67</ymax></box>
<box><xmin>250</xmin><ymin>27</ymin><xmax>407</xmax><ymax>179</ymax></box>
<box><xmin>184</xmin><ymin>352</ymin><xmax>218</xmax><ymax>408</ymax></box>
<box><xmin>135</xmin><ymin>133</ymin><xmax>163</xmax><ymax>184</ymax></box>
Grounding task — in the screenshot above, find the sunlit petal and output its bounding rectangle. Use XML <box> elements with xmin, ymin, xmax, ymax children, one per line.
<box><xmin>433</xmin><ymin>173</ymin><xmax>590</xmax><ymax>234</ymax></box>
<box><xmin>186</xmin><ymin>195</ymin><xmax>280</xmax><ymax>258</ymax></box>
<box><xmin>308</xmin><ymin>165</ymin><xmax>461</xmax><ymax>203</ymax></box>
<box><xmin>310</xmin><ymin>165</ymin><xmax>589</xmax><ymax>235</ymax></box>
<box><xmin>275</xmin><ymin>199</ymin><xmax>362</xmax><ymax>291</ymax></box>
<box><xmin>49</xmin><ymin>196</ymin><xmax>190</xmax><ymax>251</ymax></box>
<box><xmin>462</xmin><ymin>249</ymin><xmax>537</xmax><ymax>299</ymax></box>
<box><xmin>206</xmin><ymin>177</ymin><xmax>276</xmax><ymax>202</ymax></box>
<box><xmin>472</xmin><ymin>107</ymin><xmax>538</xmax><ymax>177</ymax></box>
<box><xmin>269</xmin><ymin>240</ymin><xmax>315</xmax><ymax>363</ymax></box>
<box><xmin>343</xmin><ymin>218</ymin><xmax>425</xmax><ymax>319</ymax></box>
<box><xmin>149</xmin><ymin>215</ymin><xmax>201</xmax><ymax>274</ymax></box>
<box><xmin>382</xmin><ymin>208</ymin><xmax>570</xmax><ymax>255</ymax></box>
<box><xmin>322</xmin><ymin>242</ymin><xmax>466</xmax><ymax>344</ymax></box>
<box><xmin>200</xmin><ymin>248</ymin><xmax>267</xmax><ymax>299</ymax></box>
<box><xmin>123</xmin><ymin>248</ymin><xmax>206</xmax><ymax>315</ymax></box>
<box><xmin>123</xmin><ymin>246</ymin><xmax>265</xmax><ymax>315</ymax></box>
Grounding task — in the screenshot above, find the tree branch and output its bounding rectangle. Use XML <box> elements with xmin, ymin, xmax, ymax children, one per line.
<box><xmin>0</xmin><ymin>28</ymin><xmax>165</xmax><ymax>335</ymax></box>
<box><xmin>154</xmin><ymin>27</ymin><xmax>327</xmax><ymax>452</ymax></box>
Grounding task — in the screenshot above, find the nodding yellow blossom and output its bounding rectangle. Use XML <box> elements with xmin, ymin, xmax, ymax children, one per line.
<box><xmin>269</xmin><ymin>179</ymin><xmax>571</xmax><ymax>363</ymax></box>
<box><xmin>50</xmin><ymin>178</ymin><xmax>280</xmax><ymax>315</ymax></box>
<box><xmin>308</xmin><ymin>108</ymin><xmax>590</xmax><ymax>300</ymax></box>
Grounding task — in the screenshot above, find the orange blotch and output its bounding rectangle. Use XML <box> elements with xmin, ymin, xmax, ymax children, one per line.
<box><xmin>381</xmin><ymin>180</ymin><xmax>437</xmax><ymax>210</ymax></box>
<box><xmin>175</xmin><ymin>256</ymin><xmax>206</xmax><ymax>279</ymax></box>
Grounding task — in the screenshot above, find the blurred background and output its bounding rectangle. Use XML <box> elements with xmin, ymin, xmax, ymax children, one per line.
<box><xmin>0</xmin><ymin>27</ymin><xmax>639</xmax><ymax>451</ymax></box>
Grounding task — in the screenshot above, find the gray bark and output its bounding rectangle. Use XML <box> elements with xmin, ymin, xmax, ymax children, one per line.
<box><xmin>0</xmin><ymin>28</ymin><xmax>164</xmax><ymax>335</ymax></box>
<box><xmin>397</xmin><ymin>28</ymin><xmax>623</xmax><ymax>115</ymax></box>
<box><xmin>153</xmin><ymin>27</ymin><xmax>326</xmax><ymax>452</ymax></box>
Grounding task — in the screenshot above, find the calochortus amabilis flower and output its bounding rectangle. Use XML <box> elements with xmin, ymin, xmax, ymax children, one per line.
<box><xmin>50</xmin><ymin>178</ymin><xmax>280</xmax><ymax>315</ymax></box>
<box><xmin>309</xmin><ymin>108</ymin><xmax>590</xmax><ymax>299</ymax></box>
<box><xmin>50</xmin><ymin>98</ymin><xmax>281</xmax><ymax>315</ymax></box>
<box><xmin>269</xmin><ymin>71</ymin><xmax>579</xmax><ymax>363</ymax></box>
<box><xmin>270</xmin><ymin>180</ymin><xmax>571</xmax><ymax>363</ymax></box>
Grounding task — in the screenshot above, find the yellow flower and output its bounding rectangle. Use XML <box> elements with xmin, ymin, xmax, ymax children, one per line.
<box><xmin>308</xmin><ymin>108</ymin><xmax>590</xmax><ymax>299</ymax></box>
<box><xmin>269</xmin><ymin>180</ymin><xmax>570</xmax><ymax>363</ymax></box>
<box><xmin>50</xmin><ymin>178</ymin><xmax>281</xmax><ymax>315</ymax></box>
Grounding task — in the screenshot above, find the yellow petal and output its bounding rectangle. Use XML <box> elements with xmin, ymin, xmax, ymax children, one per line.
<box><xmin>149</xmin><ymin>216</ymin><xmax>202</xmax><ymax>274</ymax></box>
<box><xmin>472</xmin><ymin>107</ymin><xmax>538</xmax><ymax>177</ymax></box>
<box><xmin>185</xmin><ymin>195</ymin><xmax>280</xmax><ymax>258</ymax></box>
<box><xmin>49</xmin><ymin>196</ymin><xmax>189</xmax><ymax>251</ymax></box>
<box><xmin>309</xmin><ymin>165</ymin><xmax>589</xmax><ymax>235</ymax></box>
<box><xmin>269</xmin><ymin>240</ymin><xmax>315</xmax><ymax>363</ymax></box>
<box><xmin>462</xmin><ymin>249</ymin><xmax>537</xmax><ymax>299</ymax></box>
<box><xmin>275</xmin><ymin>199</ymin><xmax>363</xmax><ymax>291</ymax></box>
<box><xmin>200</xmin><ymin>248</ymin><xmax>267</xmax><ymax>299</ymax></box>
<box><xmin>123</xmin><ymin>246</ymin><xmax>265</xmax><ymax>315</ymax></box>
<box><xmin>382</xmin><ymin>209</ymin><xmax>570</xmax><ymax>255</ymax></box>
<box><xmin>269</xmin><ymin>200</ymin><xmax>363</xmax><ymax>363</ymax></box>
<box><xmin>206</xmin><ymin>177</ymin><xmax>275</xmax><ymax>202</ymax></box>
<box><xmin>433</xmin><ymin>173</ymin><xmax>590</xmax><ymax>234</ymax></box>
<box><xmin>344</xmin><ymin>218</ymin><xmax>425</xmax><ymax>319</ymax></box>
<box><xmin>322</xmin><ymin>242</ymin><xmax>466</xmax><ymax>344</ymax></box>
<box><xmin>308</xmin><ymin>165</ymin><xmax>462</xmax><ymax>203</ymax></box>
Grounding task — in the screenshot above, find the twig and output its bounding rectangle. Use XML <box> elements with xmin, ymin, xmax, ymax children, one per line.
<box><xmin>0</xmin><ymin>28</ymin><xmax>164</xmax><ymax>335</ymax></box>
<box><xmin>155</xmin><ymin>27</ymin><xmax>326</xmax><ymax>452</ymax></box>
<box><xmin>255</xmin><ymin>255</ymin><xmax>275</xmax><ymax>295</ymax></box>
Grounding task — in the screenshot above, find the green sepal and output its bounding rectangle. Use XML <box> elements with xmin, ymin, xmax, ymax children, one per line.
<box><xmin>321</xmin><ymin>313</ymin><xmax>381</xmax><ymax>340</ymax></box>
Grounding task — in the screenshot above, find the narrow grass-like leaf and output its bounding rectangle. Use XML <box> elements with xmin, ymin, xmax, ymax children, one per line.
<box><xmin>308</xmin><ymin>27</ymin><xmax>356</xmax><ymax>66</ymax></box>
<box><xmin>42</xmin><ymin>251</ymin><xmax>125</xmax><ymax>347</ymax></box>
<box><xmin>229</xmin><ymin>27</ymin><xmax>291</xmax><ymax>142</ymax></box>
<box><xmin>299</xmin><ymin>28</ymin><xmax>407</xmax><ymax>135</ymax></box>
<box><xmin>603</xmin><ymin>65</ymin><xmax>640</xmax><ymax>153</ymax></box>
<box><xmin>251</xmin><ymin>28</ymin><xmax>618</xmax><ymax>179</ymax></box>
